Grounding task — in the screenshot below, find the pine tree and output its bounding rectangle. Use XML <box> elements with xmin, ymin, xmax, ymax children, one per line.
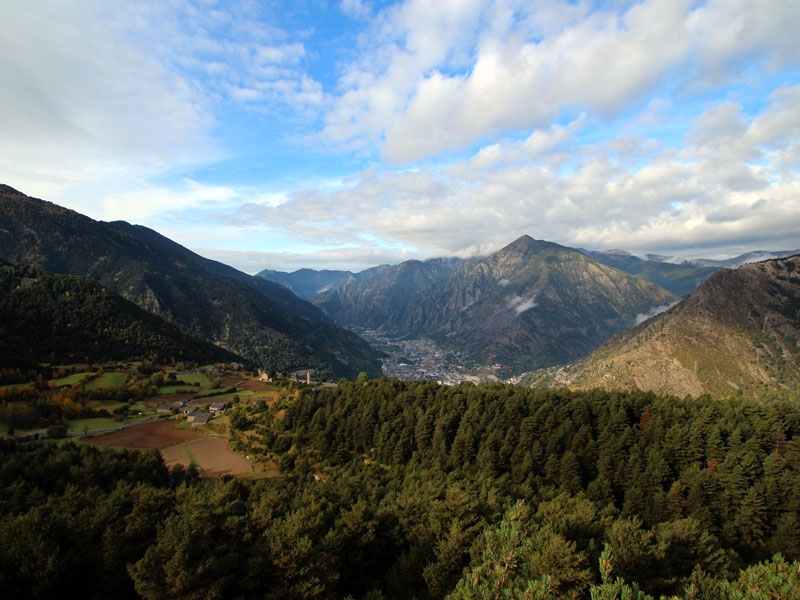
<box><xmin>446</xmin><ymin>501</ymin><xmax>553</xmax><ymax>600</ymax></box>
<box><xmin>588</xmin><ymin>546</ymin><xmax>654</xmax><ymax>600</ymax></box>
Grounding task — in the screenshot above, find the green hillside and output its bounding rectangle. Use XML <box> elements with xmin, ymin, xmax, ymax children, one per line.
<box><xmin>0</xmin><ymin>262</ymin><xmax>242</xmax><ymax>366</ymax></box>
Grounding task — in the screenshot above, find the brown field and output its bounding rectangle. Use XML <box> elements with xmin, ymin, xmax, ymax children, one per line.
<box><xmin>227</xmin><ymin>378</ymin><xmax>279</xmax><ymax>395</ymax></box>
<box><xmin>161</xmin><ymin>437</ymin><xmax>252</xmax><ymax>477</ymax></box>
<box><xmin>86</xmin><ymin>420</ymin><xmax>203</xmax><ymax>449</ymax></box>
<box><xmin>85</xmin><ymin>420</ymin><xmax>251</xmax><ymax>477</ymax></box>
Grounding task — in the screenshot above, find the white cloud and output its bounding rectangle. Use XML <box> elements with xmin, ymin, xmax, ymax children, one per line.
<box><xmin>0</xmin><ymin>3</ymin><xmax>216</xmax><ymax>189</ymax></box>
<box><xmin>197</xmin><ymin>244</ymin><xmax>428</xmax><ymax>274</ymax></box>
<box><xmin>326</xmin><ymin>0</ymin><xmax>697</xmax><ymax>161</ymax></box>
<box><xmin>508</xmin><ymin>294</ymin><xmax>539</xmax><ymax>314</ymax></box>
<box><xmin>341</xmin><ymin>0</ymin><xmax>373</xmax><ymax>20</ymax></box>
<box><xmin>220</xmin><ymin>80</ymin><xmax>800</xmax><ymax>268</ymax></box>
<box><xmin>320</xmin><ymin>0</ymin><xmax>800</xmax><ymax>164</ymax></box>
<box><xmin>2</xmin><ymin>0</ymin><xmax>798</xmax><ymax>274</ymax></box>
<box><xmin>687</xmin><ymin>0</ymin><xmax>800</xmax><ymax>83</ymax></box>
<box><xmin>0</xmin><ymin>0</ymin><xmax>325</xmax><ymax>215</ymax></box>
<box><xmin>635</xmin><ymin>302</ymin><xmax>677</xmax><ymax>325</ymax></box>
<box><xmin>101</xmin><ymin>180</ymin><xmax>239</xmax><ymax>222</ymax></box>
<box><xmin>321</xmin><ymin>0</ymin><xmax>487</xmax><ymax>151</ymax></box>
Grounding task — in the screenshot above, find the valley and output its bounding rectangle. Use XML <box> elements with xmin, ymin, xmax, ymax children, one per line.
<box><xmin>3</xmin><ymin>185</ymin><xmax>800</xmax><ymax>599</ymax></box>
<box><xmin>6</xmin><ymin>184</ymin><xmax>796</xmax><ymax>398</ymax></box>
<box><xmin>4</xmin><ymin>2</ymin><xmax>800</xmax><ymax>596</ymax></box>
<box><xmin>364</xmin><ymin>330</ymin><xmax>482</xmax><ymax>384</ymax></box>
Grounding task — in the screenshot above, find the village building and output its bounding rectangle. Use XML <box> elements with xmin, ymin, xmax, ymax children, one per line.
<box><xmin>186</xmin><ymin>410</ymin><xmax>212</xmax><ymax>425</ymax></box>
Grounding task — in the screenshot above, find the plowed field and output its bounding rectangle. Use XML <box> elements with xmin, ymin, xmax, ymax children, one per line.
<box><xmin>86</xmin><ymin>420</ymin><xmax>203</xmax><ymax>449</ymax></box>
<box><xmin>85</xmin><ymin>421</ymin><xmax>251</xmax><ymax>477</ymax></box>
<box><xmin>161</xmin><ymin>437</ymin><xmax>252</xmax><ymax>477</ymax></box>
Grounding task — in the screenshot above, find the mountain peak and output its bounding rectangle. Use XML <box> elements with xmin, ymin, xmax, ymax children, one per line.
<box><xmin>496</xmin><ymin>235</ymin><xmax>563</xmax><ymax>259</ymax></box>
<box><xmin>506</xmin><ymin>234</ymin><xmax>537</xmax><ymax>251</ymax></box>
<box><xmin>0</xmin><ymin>184</ymin><xmax>26</xmax><ymax>197</ymax></box>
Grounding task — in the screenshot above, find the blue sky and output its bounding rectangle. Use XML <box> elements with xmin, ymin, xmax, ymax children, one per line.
<box><xmin>2</xmin><ymin>0</ymin><xmax>799</xmax><ymax>273</ymax></box>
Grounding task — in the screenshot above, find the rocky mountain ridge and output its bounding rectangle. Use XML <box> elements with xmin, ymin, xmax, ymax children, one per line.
<box><xmin>308</xmin><ymin>235</ymin><xmax>676</xmax><ymax>373</ymax></box>
<box><xmin>534</xmin><ymin>254</ymin><xmax>800</xmax><ymax>400</ymax></box>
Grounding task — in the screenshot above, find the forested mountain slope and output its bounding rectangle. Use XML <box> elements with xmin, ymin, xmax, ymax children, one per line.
<box><xmin>0</xmin><ymin>185</ymin><xmax>382</xmax><ymax>378</ymax></box>
<box><xmin>542</xmin><ymin>255</ymin><xmax>800</xmax><ymax>400</ymax></box>
<box><xmin>112</xmin><ymin>221</ymin><xmax>329</xmax><ymax>322</ymax></box>
<box><xmin>6</xmin><ymin>380</ymin><xmax>799</xmax><ymax>598</ymax></box>
<box><xmin>0</xmin><ymin>262</ymin><xmax>242</xmax><ymax>366</ymax></box>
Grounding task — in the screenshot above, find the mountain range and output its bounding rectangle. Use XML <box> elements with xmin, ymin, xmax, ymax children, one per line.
<box><xmin>302</xmin><ymin>236</ymin><xmax>676</xmax><ymax>373</ymax></box>
<box><xmin>578</xmin><ymin>249</ymin><xmax>720</xmax><ymax>297</ymax></box>
<box><xmin>262</xmin><ymin>235</ymin><xmax>800</xmax><ymax>395</ymax></box>
<box><xmin>645</xmin><ymin>249</ymin><xmax>800</xmax><ymax>269</ymax></box>
<box><xmin>3</xmin><ymin>183</ymin><xmax>797</xmax><ymax>394</ymax></box>
<box><xmin>0</xmin><ymin>185</ymin><xmax>383</xmax><ymax>378</ymax></box>
<box><xmin>532</xmin><ymin>254</ymin><xmax>800</xmax><ymax>400</ymax></box>
<box><xmin>260</xmin><ymin>247</ymin><xmax>790</xmax><ymax>301</ymax></box>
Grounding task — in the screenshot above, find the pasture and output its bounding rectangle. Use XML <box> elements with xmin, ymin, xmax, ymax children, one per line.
<box><xmin>84</xmin><ymin>372</ymin><xmax>127</xmax><ymax>390</ymax></box>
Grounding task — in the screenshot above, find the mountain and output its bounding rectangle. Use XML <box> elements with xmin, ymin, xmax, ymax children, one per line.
<box><xmin>0</xmin><ymin>185</ymin><xmax>383</xmax><ymax>378</ymax></box>
<box><xmin>644</xmin><ymin>249</ymin><xmax>800</xmax><ymax>269</ymax></box>
<box><xmin>257</xmin><ymin>268</ymin><xmax>368</xmax><ymax>300</ymax></box>
<box><xmin>580</xmin><ymin>249</ymin><xmax>720</xmax><ymax>297</ymax></box>
<box><xmin>312</xmin><ymin>257</ymin><xmax>472</xmax><ymax>328</ymax></box>
<box><xmin>0</xmin><ymin>262</ymin><xmax>242</xmax><ymax>367</ymax></box>
<box><xmin>111</xmin><ymin>221</ymin><xmax>327</xmax><ymax>322</ymax></box>
<box><xmin>258</xmin><ymin>258</ymin><xmax>471</xmax><ymax>304</ymax></box>
<box><xmin>688</xmin><ymin>249</ymin><xmax>800</xmax><ymax>269</ymax></box>
<box><xmin>541</xmin><ymin>255</ymin><xmax>800</xmax><ymax>400</ymax></box>
<box><xmin>317</xmin><ymin>235</ymin><xmax>675</xmax><ymax>373</ymax></box>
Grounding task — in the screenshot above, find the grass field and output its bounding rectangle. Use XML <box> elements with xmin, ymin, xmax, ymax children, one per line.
<box><xmin>84</xmin><ymin>372</ymin><xmax>127</xmax><ymax>390</ymax></box>
<box><xmin>177</xmin><ymin>373</ymin><xmax>213</xmax><ymax>387</ymax></box>
<box><xmin>2</xmin><ymin>371</ymin><xmax>126</xmax><ymax>391</ymax></box>
<box><xmin>202</xmin><ymin>389</ymin><xmax>248</xmax><ymax>400</ymax></box>
<box><xmin>157</xmin><ymin>373</ymin><xmax>213</xmax><ymax>395</ymax></box>
<box><xmin>86</xmin><ymin>399</ymin><xmax>128</xmax><ymax>412</ymax></box>
<box><xmin>69</xmin><ymin>417</ymin><xmax>122</xmax><ymax>432</ymax></box>
<box><xmin>157</xmin><ymin>385</ymin><xmax>200</xmax><ymax>395</ymax></box>
<box><xmin>53</xmin><ymin>373</ymin><xmax>90</xmax><ymax>387</ymax></box>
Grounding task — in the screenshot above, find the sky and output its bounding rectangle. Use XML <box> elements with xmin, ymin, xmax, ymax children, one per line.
<box><xmin>1</xmin><ymin>0</ymin><xmax>799</xmax><ymax>274</ymax></box>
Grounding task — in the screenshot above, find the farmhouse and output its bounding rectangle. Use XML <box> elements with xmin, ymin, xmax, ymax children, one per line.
<box><xmin>157</xmin><ymin>401</ymin><xmax>184</xmax><ymax>414</ymax></box>
<box><xmin>186</xmin><ymin>410</ymin><xmax>212</xmax><ymax>425</ymax></box>
<box><xmin>208</xmin><ymin>401</ymin><xmax>227</xmax><ymax>415</ymax></box>
<box><xmin>182</xmin><ymin>399</ymin><xmax>202</xmax><ymax>414</ymax></box>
